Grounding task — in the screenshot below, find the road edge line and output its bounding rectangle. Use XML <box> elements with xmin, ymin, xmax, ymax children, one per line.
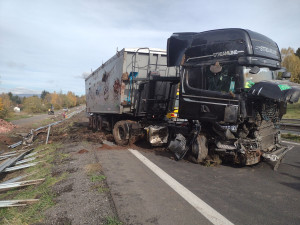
<box><xmin>128</xmin><ymin>149</ymin><xmax>234</xmax><ymax>225</ymax></box>
<box><xmin>282</xmin><ymin>140</ymin><xmax>300</xmax><ymax>146</ymax></box>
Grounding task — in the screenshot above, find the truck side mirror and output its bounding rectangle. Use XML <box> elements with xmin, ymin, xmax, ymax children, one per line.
<box><xmin>282</xmin><ymin>72</ymin><xmax>291</xmax><ymax>79</ymax></box>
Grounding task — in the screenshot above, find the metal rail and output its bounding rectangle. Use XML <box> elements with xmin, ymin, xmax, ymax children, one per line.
<box><xmin>0</xmin><ymin>178</ymin><xmax>45</xmax><ymax>191</ymax></box>
<box><xmin>0</xmin><ymin>199</ymin><xmax>39</xmax><ymax>208</ymax></box>
<box><xmin>281</xmin><ymin>119</ymin><xmax>300</xmax><ymax>123</ymax></box>
<box><xmin>8</xmin><ymin>107</ymin><xmax>86</xmax><ymax>149</ymax></box>
<box><xmin>0</xmin><ymin>149</ymin><xmax>34</xmax><ymax>173</ymax></box>
<box><xmin>280</xmin><ymin>119</ymin><xmax>300</xmax><ymax>132</ymax></box>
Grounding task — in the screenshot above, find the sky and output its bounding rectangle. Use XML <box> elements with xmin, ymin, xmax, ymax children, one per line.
<box><xmin>0</xmin><ymin>0</ymin><xmax>299</xmax><ymax>96</ymax></box>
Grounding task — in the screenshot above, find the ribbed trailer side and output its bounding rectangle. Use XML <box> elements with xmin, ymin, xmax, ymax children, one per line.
<box><xmin>85</xmin><ymin>48</ymin><xmax>177</xmax><ymax>115</ymax></box>
<box><xmin>85</xmin><ymin>50</ymin><xmax>125</xmax><ymax>114</ymax></box>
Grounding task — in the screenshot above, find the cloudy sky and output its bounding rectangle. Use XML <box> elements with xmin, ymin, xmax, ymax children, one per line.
<box><xmin>0</xmin><ymin>0</ymin><xmax>299</xmax><ymax>95</ymax></box>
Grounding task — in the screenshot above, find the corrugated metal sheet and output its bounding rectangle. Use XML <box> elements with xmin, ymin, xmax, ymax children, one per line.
<box><xmin>0</xmin><ymin>172</ymin><xmax>37</xmax><ymax>184</ymax></box>
<box><xmin>4</xmin><ymin>161</ymin><xmax>40</xmax><ymax>172</ymax></box>
<box><xmin>0</xmin><ymin>178</ymin><xmax>45</xmax><ymax>191</ymax></box>
<box><xmin>0</xmin><ymin>199</ymin><xmax>39</xmax><ymax>207</ymax></box>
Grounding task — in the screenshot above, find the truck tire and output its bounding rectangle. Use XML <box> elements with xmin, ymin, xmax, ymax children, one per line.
<box><xmin>92</xmin><ymin>117</ymin><xmax>98</xmax><ymax>131</ymax></box>
<box><xmin>113</xmin><ymin>120</ymin><xmax>129</xmax><ymax>146</ymax></box>
<box><xmin>88</xmin><ymin>117</ymin><xmax>93</xmax><ymax>129</ymax></box>
<box><xmin>97</xmin><ymin>116</ymin><xmax>103</xmax><ymax>131</ymax></box>
<box><xmin>191</xmin><ymin>134</ymin><xmax>208</xmax><ymax>163</ymax></box>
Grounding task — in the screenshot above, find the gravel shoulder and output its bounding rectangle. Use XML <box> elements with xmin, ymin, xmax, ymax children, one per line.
<box><xmin>43</xmin><ymin>142</ymin><xmax>118</xmax><ymax>225</ymax></box>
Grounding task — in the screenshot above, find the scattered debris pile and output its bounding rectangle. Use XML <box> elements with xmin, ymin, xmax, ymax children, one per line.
<box><xmin>0</xmin><ymin>107</ymin><xmax>86</xmax><ymax>209</ymax></box>
<box><xmin>0</xmin><ymin>119</ymin><xmax>16</xmax><ymax>134</ymax></box>
<box><xmin>0</xmin><ymin>148</ymin><xmax>44</xmax><ymax>208</ymax></box>
<box><xmin>47</xmin><ymin>115</ymin><xmax>107</xmax><ymax>144</ymax></box>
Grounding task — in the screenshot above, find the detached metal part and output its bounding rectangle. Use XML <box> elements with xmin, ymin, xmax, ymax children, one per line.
<box><xmin>4</xmin><ymin>161</ymin><xmax>40</xmax><ymax>172</ymax></box>
<box><xmin>0</xmin><ymin>149</ymin><xmax>34</xmax><ymax>173</ymax></box>
<box><xmin>146</xmin><ymin>125</ymin><xmax>169</xmax><ymax>146</ymax></box>
<box><xmin>15</xmin><ymin>157</ymin><xmax>36</xmax><ymax>165</ymax></box>
<box><xmin>0</xmin><ymin>172</ymin><xmax>37</xmax><ymax>185</ymax></box>
<box><xmin>168</xmin><ymin>133</ymin><xmax>188</xmax><ymax>160</ymax></box>
<box><xmin>8</xmin><ymin>141</ymin><xmax>22</xmax><ymax>149</ymax></box>
<box><xmin>0</xmin><ymin>178</ymin><xmax>45</xmax><ymax>192</ymax></box>
<box><xmin>262</xmin><ymin>145</ymin><xmax>294</xmax><ymax>171</ymax></box>
<box><xmin>0</xmin><ymin>199</ymin><xmax>39</xmax><ymax>208</ymax></box>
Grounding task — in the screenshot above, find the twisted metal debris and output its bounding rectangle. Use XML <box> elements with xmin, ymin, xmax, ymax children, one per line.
<box><xmin>0</xmin><ymin>107</ymin><xmax>85</xmax><ymax>208</ymax></box>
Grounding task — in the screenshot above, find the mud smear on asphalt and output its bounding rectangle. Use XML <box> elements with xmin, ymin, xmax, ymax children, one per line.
<box><xmin>77</xmin><ymin>149</ymin><xmax>89</xmax><ymax>154</ymax></box>
<box><xmin>129</xmin><ymin>139</ymin><xmax>174</xmax><ymax>159</ymax></box>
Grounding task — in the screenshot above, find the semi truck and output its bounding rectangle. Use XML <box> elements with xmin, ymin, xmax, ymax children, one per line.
<box><xmin>85</xmin><ymin>28</ymin><xmax>300</xmax><ymax>166</ymax></box>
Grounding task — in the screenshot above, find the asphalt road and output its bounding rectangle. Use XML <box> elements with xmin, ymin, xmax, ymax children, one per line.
<box><xmin>97</xmin><ymin>142</ymin><xmax>300</xmax><ymax>225</ymax></box>
<box><xmin>11</xmin><ymin>107</ymin><xmax>82</xmax><ymax>127</ymax></box>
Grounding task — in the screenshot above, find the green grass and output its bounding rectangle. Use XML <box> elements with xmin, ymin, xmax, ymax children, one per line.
<box><xmin>32</xmin><ymin>118</ymin><xmax>54</xmax><ymax>128</ymax></box>
<box><xmin>283</xmin><ymin>101</ymin><xmax>300</xmax><ymax>119</ymax></box>
<box><xmin>0</xmin><ymin>143</ymin><xmax>67</xmax><ymax>225</ymax></box>
<box><xmin>98</xmin><ymin>187</ymin><xmax>109</xmax><ymax>193</ymax></box>
<box><xmin>5</xmin><ymin>113</ymin><xmax>32</xmax><ymax>122</ymax></box>
<box><xmin>90</xmin><ymin>174</ymin><xmax>106</xmax><ymax>182</ymax></box>
<box><xmin>282</xmin><ymin>133</ymin><xmax>300</xmax><ymax>142</ymax></box>
<box><xmin>105</xmin><ymin>216</ymin><xmax>123</xmax><ymax>225</ymax></box>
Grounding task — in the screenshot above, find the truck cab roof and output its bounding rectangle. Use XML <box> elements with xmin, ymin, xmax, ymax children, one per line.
<box><xmin>167</xmin><ymin>28</ymin><xmax>281</xmax><ymax>69</ymax></box>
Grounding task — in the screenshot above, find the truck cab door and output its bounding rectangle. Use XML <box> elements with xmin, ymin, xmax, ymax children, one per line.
<box><xmin>179</xmin><ymin>64</ymin><xmax>240</xmax><ymax>123</ymax></box>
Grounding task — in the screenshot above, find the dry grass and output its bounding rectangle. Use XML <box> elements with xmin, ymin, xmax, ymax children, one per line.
<box><xmin>84</xmin><ymin>163</ymin><xmax>102</xmax><ymax>174</ymax></box>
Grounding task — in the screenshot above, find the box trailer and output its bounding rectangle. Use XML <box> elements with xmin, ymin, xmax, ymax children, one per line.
<box><xmin>85</xmin><ymin>48</ymin><xmax>179</xmax><ymax>137</ymax></box>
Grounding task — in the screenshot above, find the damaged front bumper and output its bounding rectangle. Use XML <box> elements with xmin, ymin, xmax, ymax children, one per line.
<box><xmin>215</xmin><ymin>140</ymin><xmax>293</xmax><ymax>170</ymax></box>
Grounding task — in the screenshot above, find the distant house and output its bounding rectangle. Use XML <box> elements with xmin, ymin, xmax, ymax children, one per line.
<box><xmin>14</xmin><ymin>107</ymin><xmax>20</xmax><ymax>113</ymax></box>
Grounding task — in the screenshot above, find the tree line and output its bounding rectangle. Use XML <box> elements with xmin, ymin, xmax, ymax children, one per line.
<box><xmin>281</xmin><ymin>47</ymin><xmax>300</xmax><ymax>83</ymax></box>
<box><xmin>0</xmin><ymin>90</ymin><xmax>85</xmax><ymax>119</ymax></box>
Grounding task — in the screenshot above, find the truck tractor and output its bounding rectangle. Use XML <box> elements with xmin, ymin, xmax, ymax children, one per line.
<box><xmin>85</xmin><ymin>29</ymin><xmax>300</xmax><ymax>167</ymax></box>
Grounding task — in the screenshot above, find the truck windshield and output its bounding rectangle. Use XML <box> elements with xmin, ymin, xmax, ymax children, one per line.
<box><xmin>185</xmin><ymin>64</ymin><xmax>237</xmax><ymax>93</ymax></box>
<box><xmin>243</xmin><ymin>67</ymin><xmax>274</xmax><ymax>88</ymax></box>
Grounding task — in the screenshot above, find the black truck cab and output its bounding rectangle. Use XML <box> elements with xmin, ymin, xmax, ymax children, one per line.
<box><xmin>167</xmin><ymin>29</ymin><xmax>288</xmax><ymax>122</ymax></box>
<box><xmin>167</xmin><ymin>29</ymin><xmax>300</xmax><ymax>165</ymax></box>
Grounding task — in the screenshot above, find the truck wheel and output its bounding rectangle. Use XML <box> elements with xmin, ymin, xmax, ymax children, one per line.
<box><xmin>191</xmin><ymin>134</ymin><xmax>208</xmax><ymax>163</ymax></box>
<box><xmin>113</xmin><ymin>121</ymin><xmax>129</xmax><ymax>146</ymax></box>
<box><xmin>97</xmin><ymin>116</ymin><xmax>103</xmax><ymax>131</ymax></box>
<box><xmin>88</xmin><ymin>117</ymin><xmax>93</xmax><ymax>129</ymax></box>
<box><xmin>92</xmin><ymin>117</ymin><xmax>98</xmax><ymax>131</ymax></box>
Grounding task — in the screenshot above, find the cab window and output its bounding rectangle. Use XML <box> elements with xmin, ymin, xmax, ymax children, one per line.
<box><xmin>186</xmin><ymin>64</ymin><xmax>237</xmax><ymax>93</ymax></box>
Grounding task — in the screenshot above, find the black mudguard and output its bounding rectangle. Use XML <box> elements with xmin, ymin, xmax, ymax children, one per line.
<box><xmin>248</xmin><ymin>80</ymin><xmax>300</xmax><ymax>103</ymax></box>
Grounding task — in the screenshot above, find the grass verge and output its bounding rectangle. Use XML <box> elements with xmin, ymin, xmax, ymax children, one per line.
<box><xmin>90</xmin><ymin>174</ymin><xmax>106</xmax><ymax>182</ymax></box>
<box><xmin>5</xmin><ymin>113</ymin><xmax>32</xmax><ymax>122</ymax></box>
<box><xmin>0</xmin><ymin>143</ymin><xmax>67</xmax><ymax>225</ymax></box>
<box><xmin>283</xmin><ymin>101</ymin><xmax>300</xmax><ymax>119</ymax></box>
<box><xmin>105</xmin><ymin>216</ymin><xmax>123</xmax><ymax>225</ymax></box>
<box><xmin>282</xmin><ymin>133</ymin><xmax>300</xmax><ymax>142</ymax></box>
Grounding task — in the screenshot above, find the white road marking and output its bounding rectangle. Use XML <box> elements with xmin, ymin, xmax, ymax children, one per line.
<box><xmin>128</xmin><ymin>149</ymin><xmax>234</xmax><ymax>225</ymax></box>
<box><xmin>282</xmin><ymin>141</ymin><xmax>300</xmax><ymax>146</ymax></box>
